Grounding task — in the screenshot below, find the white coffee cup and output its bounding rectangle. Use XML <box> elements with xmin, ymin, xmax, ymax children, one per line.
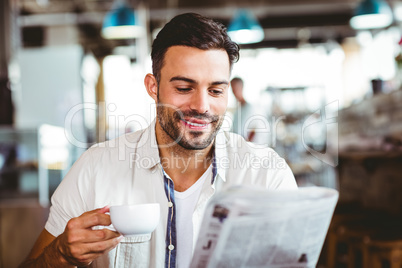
<box><xmin>110</xmin><ymin>203</ymin><xmax>160</xmax><ymax>236</ymax></box>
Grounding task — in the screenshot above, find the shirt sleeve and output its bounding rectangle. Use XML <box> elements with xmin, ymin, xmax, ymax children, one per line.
<box><xmin>267</xmin><ymin>150</ymin><xmax>298</xmax><ymax>190</ymax></box>
<box><xmin>45</xmin><ymin>149</ymin><xmax>94</xmax><ymax>237</ymax></box>
<box><xmin>272</xmin><ymin>161</ymin><xmax>298</xmax><ymax>190</ymax></box>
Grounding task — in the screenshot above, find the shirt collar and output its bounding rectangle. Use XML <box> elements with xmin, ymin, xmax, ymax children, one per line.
<box><xmin>137</xmin><ymin>119</ymin><xmax>228</xmax><ymax>183</ymax></box>
<box><xmin>213</xmin><ymin>129</ymin><xmax>227</xmax><ymax>183</ymax></box>
<box><xmin>136</xmin><ymin>119</ymin><xmax>160</xmax><ymax>169</ymax></box>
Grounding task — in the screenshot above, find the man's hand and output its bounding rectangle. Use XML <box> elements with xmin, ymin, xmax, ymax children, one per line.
<box><xmin>20</xmin><ymin>206</ymin><xmax>122</xmax><ymax>268</ymax></box>
<box><xmin>55</xmin><ymin>206</ymin><xmax>122</xmax><ymax>266</ymax></box>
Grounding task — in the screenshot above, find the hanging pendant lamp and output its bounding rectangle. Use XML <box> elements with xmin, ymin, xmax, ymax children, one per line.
<box><xmin>350</xmin><ymin>0</ymin><xmax>393</xmax><ymax>30</ymax></box>
<box><xmin>102</xmin><ymin>4</ymin><xmax>144</xmax><ymax>39</ymax></box>
<box><xmin>227</xmin><ymin>10</ymin><xmax>264</xmax><ymax>44</ymax></box>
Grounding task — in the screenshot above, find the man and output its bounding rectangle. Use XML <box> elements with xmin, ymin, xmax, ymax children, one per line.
<box><xmin>231</xmin><ymin>77</ymin><xmax>266</xmax><ymax>144</ymax></box>
<box><xmin>231</xmin><ymin>77</ymin><xmax>254</xmax><ymax>140</ymax></box>
<box><xmin>21</xmin><ymin>13</ymin><xmax>297</xmax><ymax>268</ymax></box>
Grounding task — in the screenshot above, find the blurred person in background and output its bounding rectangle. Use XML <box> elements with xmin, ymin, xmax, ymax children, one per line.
<box><xmin>20</xmin><ymin>13</ymin><xmax>296</xmax><ymax>268</ymax></box>
<box><xmin>231</xmin><ymin>77</ymin><xmax>270</xmax><ymax>145</ymax></box>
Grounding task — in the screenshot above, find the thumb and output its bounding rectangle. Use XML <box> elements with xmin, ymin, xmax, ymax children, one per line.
<box><xmin>99</xmin><ymin>205</ymin><xmax>110</xmax><ymax>214</ymax></box>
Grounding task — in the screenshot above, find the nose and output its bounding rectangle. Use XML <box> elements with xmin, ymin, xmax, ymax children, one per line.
<box><xmin>189</xmin><ymin>89</ymin><xmax>210</xmax><ymax>114</ymax></box>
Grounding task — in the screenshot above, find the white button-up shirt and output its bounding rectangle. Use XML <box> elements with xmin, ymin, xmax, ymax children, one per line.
<box><xmin>45</xmin><ymin>120</ymin><xmax>297</xmax><ymax>268</ymax></box>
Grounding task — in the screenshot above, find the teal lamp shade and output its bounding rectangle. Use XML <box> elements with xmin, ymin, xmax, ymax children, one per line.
<box><xmin>102</xmin><ymin>4</ymin><xmax>144</xmax><ymax>39</ymax></box>
<box><xmin>350</xmin><ymin>0</ymin><xmax>393</xmax><ymax>30</ymax></box>
<box><xmin>227</xmin><ymin>10</ymin><xmax>264</xmax><ymax>44</ymax></box>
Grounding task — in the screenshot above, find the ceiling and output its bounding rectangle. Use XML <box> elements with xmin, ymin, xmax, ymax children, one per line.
<box><xmin>15</xmin><ymin>0</ymin><xmax>402</xmax><ymax>57</ymax></box>
<box><xmin>18</xmin><ymin>0</ymin><xmax>359</xmax><ymax>14</ymax></box>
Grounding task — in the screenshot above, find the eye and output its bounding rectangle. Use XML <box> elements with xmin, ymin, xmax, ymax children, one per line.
<box><xmin>176</xmin><ymin>87</ymin><xmax>192</xmax><ymax>92</ymax></box>
<box><xmin>210</xmin><ymin>89</ymin><xmax>223</xmax><ymax>95</ymax></box>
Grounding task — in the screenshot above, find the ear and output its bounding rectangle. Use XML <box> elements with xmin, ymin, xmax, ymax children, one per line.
<box><xmin>144</xmin><ymin>73</ymin><xmax>158</xmax><ymax>102</ymax></box>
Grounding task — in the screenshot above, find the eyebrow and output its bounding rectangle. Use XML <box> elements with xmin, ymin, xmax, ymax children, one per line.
<box><xmin>169</xmin><ymin>76</ymin><xmax>229</xmax><ymax>86</ymax></box>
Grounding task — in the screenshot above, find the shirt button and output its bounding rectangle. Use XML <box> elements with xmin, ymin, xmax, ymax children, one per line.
<box><xmin>168</xmin><ymin>202</ymin><xmax>173</xmax><ymax>207</ymax></box>
<box><xmin>168</xmin><ymin>244</ymin><xmax>174</xmax><ymax>251</ymax></box>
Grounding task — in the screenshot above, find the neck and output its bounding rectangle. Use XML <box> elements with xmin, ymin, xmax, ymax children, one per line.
<box><xmin>155</xmin><ymin>120</ymin><xmax>214</xmax><ymax>192</ymax></box>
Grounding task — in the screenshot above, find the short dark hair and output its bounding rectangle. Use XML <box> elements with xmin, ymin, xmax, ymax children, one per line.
<box><xmin>231</xmin><ymin>77</ymin><xmax>243</xmax><ymax>85</ymax></box>
<box><xmin>151</xmin><ymin>13</ymin><xmax>240</xmax><ymax>83</ymax></box>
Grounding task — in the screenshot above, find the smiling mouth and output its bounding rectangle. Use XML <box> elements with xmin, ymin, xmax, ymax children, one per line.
<box><xmin>181</xmin><ymin>119</ymin><xmax>210</xmax><ymax>129</ymax></box>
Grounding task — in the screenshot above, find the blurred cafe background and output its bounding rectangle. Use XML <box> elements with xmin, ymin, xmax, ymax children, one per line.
<box><xmin>1</xmin><ymin>0</ymin><xmax>402</xmax><ymax>267</ymax></box>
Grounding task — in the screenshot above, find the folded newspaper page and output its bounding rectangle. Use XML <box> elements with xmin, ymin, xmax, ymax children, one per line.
<box><xmin>190</xmin><ymin>186</ymin><xmax>338</xmax><ymax>268</ymax></box>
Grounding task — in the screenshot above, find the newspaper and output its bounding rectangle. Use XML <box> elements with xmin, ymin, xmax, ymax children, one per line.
<box><xmin>190</xmin><ymin>186</ymin><xmax>338</xmax><ymax>268</ymax></box>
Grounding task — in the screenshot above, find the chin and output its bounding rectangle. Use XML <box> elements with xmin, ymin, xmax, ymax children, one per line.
<box><xmin>179</xmin><ymin>136</ymin><xmax>213</xmax><ymax>150</ymax></box>
<box><xmin>179</xmin><ymin>142</ymin><xmax>211</xmax><ymax>150</ymax></box>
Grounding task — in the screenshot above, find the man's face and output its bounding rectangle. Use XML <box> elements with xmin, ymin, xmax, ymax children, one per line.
<box><xmin>156</xmin><ymin>46</ymin><xmax>230</xmax><ymax>150</ymax></box>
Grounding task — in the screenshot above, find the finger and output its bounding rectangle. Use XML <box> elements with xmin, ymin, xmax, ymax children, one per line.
<box><xmin>65</xmin><ymin>208</ymin><xmax>113</xmax><ymax>234</ymax></box>
<box><xmin>73</xmin><ymin>253</ymin><xmax>98</xmax><ymax>266</ymax></box>
<box><xmin>71</xmin><ymin>228</ymin><xmax>121</xmax><ymax>243</ymax></box>
<box><xmin>99</xmin><ymin>205</ymin><xmax>110</xmax><ymax>214</ymax></box>
<box><xmin>75</xmin><ymin>249</ymin><xmax>118</xmax><ymax>266</ymax></box>
<box><xmin>63</xmin><ymin>235</ymin><xmax>122</xmax><ymax>263</ymax></box>
<box><xmin>88</xmin><ymin>229</ymin><xmax>121</xmax><ymax>243</ymax></box>
<box><xmin>86</xmin><ymin>207</ymin><xmax>108</xmax><ymax>214</ymax></box>
<box><xmin>83</xmin><ymin>236</ymin><xmax>123</xmax><ymax>255</ymax></box>
<box><xmin>79</xmin><ymin>212</ymin><xmax>113</xmax><ymax>229</ymax></box>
